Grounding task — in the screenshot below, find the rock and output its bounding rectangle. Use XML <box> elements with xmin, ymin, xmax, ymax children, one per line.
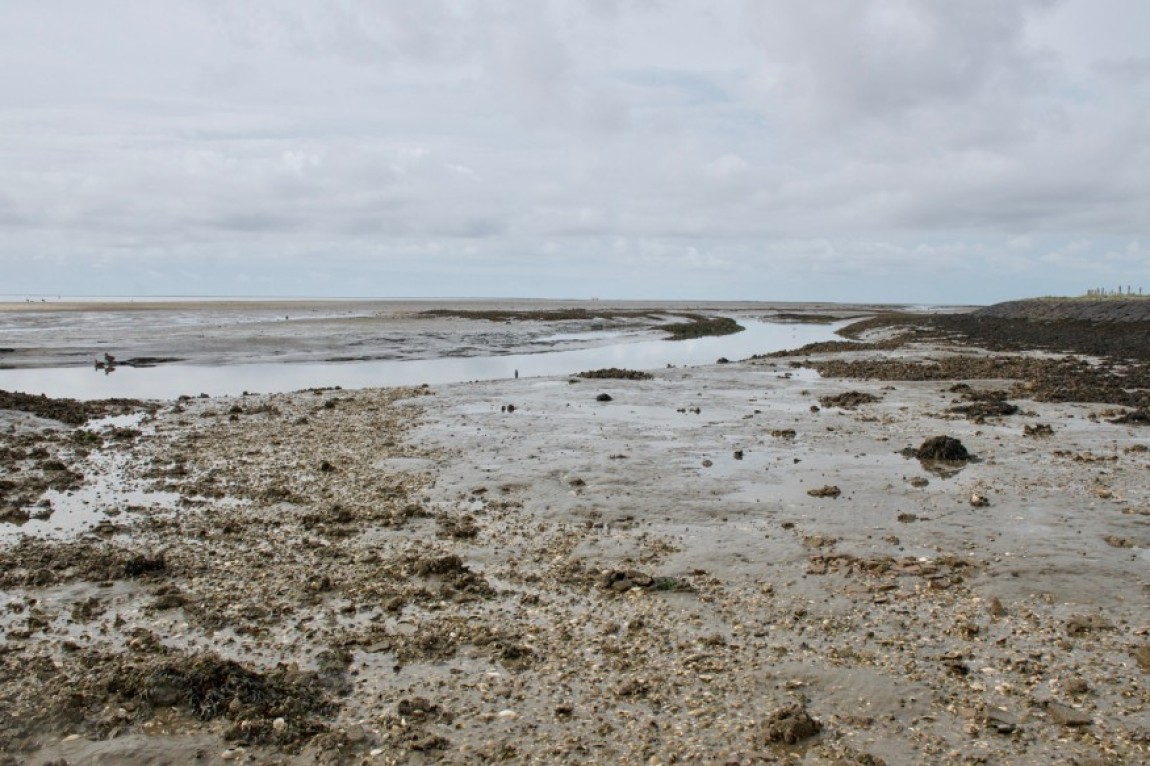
<box><xmin>807</xmin><ymin>485</ymin><xmax>841</xmax><ymax>498</ymax></box>
<box><xmin>819</xmin><ymin>391</ymin><xmax>880</xmax><ymax>409</ymax></box>
<box><xmin>915</xmin><ymin>436</ymin><xmax>970</xmax><ymax>461</ymax></box>
<box><xmin>1108</xmin><ymin>409</ymin><xmax>1150</xmax><ymax>425</ymax></box>
<box><xmin>596</xmin><ymin>393</ymin><xmax>613</xmax><ymax>402</ymax></box>
<box><xmin>1046</xmin><ymin>701</ymin><xmax>1092</xmax><ymax>727</ymax></box>
<box><xmin>950</xmin><ymin>400</ymin><xmax>1019</xmax><ymax>419</ymax></box>
<box><xmin>1132</xmin><ymin>645</ymin><xmax>1150</xmax><ymax>672</ymax></box>
<box><xmin>599</xmin><ymin>569</ymin><xmax>655</xmax><ymax>591</ymax></box>
<box><xmin>397</xmin><ymin>697</ymin><xmax>442</xmax><ymax>719</ymax></box>
<box><xmin>760</xmin><ymin>703</ymin><xmax>821</xmax><ymax>744</ymax></box>
<box><xmin>985</xmin><ymin>707</ymin><xmax>1020</xmax><ymax>734</ymax></box>
<box><xmin>970</xmin><ymin>493</ymin><xmax>990</xmax><ymax>507</ymax></box>
<box><xmin>1063</xmin><ymin>678</ymin><xmax>1091</xmax><ymax>695</ymax></box>
<box><xmin>1066</xmin><ymin>614</ymin><xmax>1112</xmax><ymax>636</ymax></box>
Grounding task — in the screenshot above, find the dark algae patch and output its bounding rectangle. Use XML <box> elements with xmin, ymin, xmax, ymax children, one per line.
<box><xmin>1</xmin><ymin>646</ymin><xmax>335</xmax><ymax>749</ymax></box>
<box><xmin>0</xmin><ymin>389</ymin><xmax>152</xmax><ymax>426</ymax></box>
<box><xmin>103</xmin><ymin>650</ymin><xmax>335</xmax><ymax>744</ymax></box>
<box><xmin>660</xmin><ymin>314</ymin><xmax>744</xmax><ymax>340</ymax></box>
<box><xmin>576</xmin><ymin>368</ymin><xmax>654</xmax><ymax>380</ymax></box>
<box><xmin>769</xmin><ymin>299</ymin><xmax>1150</xmax><ymax>365</ymax></box>
<box><xmin>419</xmin><ymin>307</ymin><xmax>745</xmax><ymax>340</ymax></box>
<box><xmin>913</xmin><ymin>436</ymin><xmax>971</xmax><ymax>461</ymax></box>
<box><xmin>818</xmin><ymin>391</ymin><xmax>881</xmax><ymax>409</ymax></box>
<box><xmin>419</xmin><ymin>308</ymin><xmax>642</xmax><ymax>322</ymax></box>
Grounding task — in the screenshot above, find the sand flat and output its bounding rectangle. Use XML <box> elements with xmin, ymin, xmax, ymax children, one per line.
<box><xmin>1</xmin><ymin>309</ymin><xmax>1148</xmax><ymax>765</ymax></box>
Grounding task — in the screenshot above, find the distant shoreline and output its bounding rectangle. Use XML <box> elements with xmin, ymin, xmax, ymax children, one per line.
<box><xmin>0</xmin><ymin>296</ymin><xmax>960</xmax><ymax>313</ymax></box>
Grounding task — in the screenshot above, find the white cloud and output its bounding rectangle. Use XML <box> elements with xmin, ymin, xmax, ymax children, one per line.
<box><xmin>0</xmin><ymin>0</ymin><xmax>1147</xmax><ymax>302</ymax></box>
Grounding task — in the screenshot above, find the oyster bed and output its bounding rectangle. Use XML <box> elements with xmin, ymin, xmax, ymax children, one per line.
<box><xmin>1</xmin><ymin>336</ymin><xmax>1149</xmax><ymax>764</ymax></box>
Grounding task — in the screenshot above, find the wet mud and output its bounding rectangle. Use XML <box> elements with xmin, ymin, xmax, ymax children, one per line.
<box><xmin>1</xmin><ymin>305</ymin><xmax>1148</xmax><ymax>764</ymax></box>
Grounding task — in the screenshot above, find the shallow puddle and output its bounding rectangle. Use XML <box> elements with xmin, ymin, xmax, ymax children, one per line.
<box><xmin>2</xmin><ymin>412</ymin><xmax>183</xmax><ymax>542</ymax></box>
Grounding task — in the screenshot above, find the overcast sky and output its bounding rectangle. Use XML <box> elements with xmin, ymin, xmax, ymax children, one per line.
<box><xmin>2</xmin><ymin>1</ymin><xmax>1148</xmax><ymax>303</ymax></box>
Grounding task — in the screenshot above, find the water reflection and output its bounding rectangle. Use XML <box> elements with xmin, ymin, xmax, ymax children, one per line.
<box><xmin>0</xmin><ymin>320</ymin><xmax>841</xmax><ymax>401</ymax></box>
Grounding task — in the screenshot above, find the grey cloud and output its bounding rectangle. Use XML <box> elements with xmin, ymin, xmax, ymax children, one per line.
<box><xmin>0</xmin><ymin>1</ymin><xmax>1147</xmax><ymax>302</ymax></box>
<box><xmin>744</xmin><ymin>0</ymin><xmax>1056</xmax><ymax>124</ymax></box>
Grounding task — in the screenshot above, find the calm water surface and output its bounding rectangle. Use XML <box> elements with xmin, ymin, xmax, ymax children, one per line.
<box><xmin>1</xmin><ymin>320</ymin><xmax>840</xmax><ymax>401</ymax></box>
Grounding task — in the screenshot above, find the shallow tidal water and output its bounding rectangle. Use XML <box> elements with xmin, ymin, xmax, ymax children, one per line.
<box><xmin>0</xmin><ymin>319</ymin><xmax>842</xmax><ymax>401</ymax></box>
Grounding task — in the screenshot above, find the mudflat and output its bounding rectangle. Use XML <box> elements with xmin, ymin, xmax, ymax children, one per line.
<box><xmin>0</xmin><ymin>299</ymin><xmax>881</xmax><ymax>369</ymax></box>
<box><xmin>1</xmin><ymin>305</ymin><xmax>1148</xmax><ymax>765</ymax></box>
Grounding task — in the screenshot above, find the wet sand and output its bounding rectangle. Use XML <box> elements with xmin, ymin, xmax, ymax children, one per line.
<box><xmin>1</xmin><ymin>306</ymin><xmax>1148</xmax><ymax>765</ymax></box>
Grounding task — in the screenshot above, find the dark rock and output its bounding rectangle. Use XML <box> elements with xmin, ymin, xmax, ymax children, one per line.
<box><xmin>1108</xmin><ymin>409</ymin><xmax>1150</xmax><ymax>425</ymax></box>
<box><xmin>760</xmin><ymin>703</ymin><xmax>821</xmax><ymax>744</ymax></box>
<box><xmin>950</xmin><ymin>400</ymin><xmax>1020</xmax><ymax>419</ymax></box>
<box><xmin>986</xmin><ymin>707</ymin><xmax>1020</xmax><ymax>734</ymax></box>
<box><xmin>1066</xmin><ymin>614</ymin><xmax>1112</xmax><ymax>636</ymax></box>
<box><xmin>819</xmin><ymin>391</ymin><xmax>881</xmax><ymax>409</ymax></box>
<box><xmin>914</xmin><ymin>436</ymin><xmax>970</xmax><ymax>461</ymax></box>
<box><xmin>414</xmin><ymin>555</ymin><xmax>468</xmax><ymax>577</ymax></box>
<box><xmin>596</xmin><ymin>393</ymin><xmax>613</xmax><ymax>402</ymax></box>
<box><xmin>807</xmin><ymin>485</ymin><xmax>841</xmax><ymax>498</ymax></box>
<box><xmin>599</xmin><ymin>569</ymin><xmax>655</xmax><ymax>592</ymax></box>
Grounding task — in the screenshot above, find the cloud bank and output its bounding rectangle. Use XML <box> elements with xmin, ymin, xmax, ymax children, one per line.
<box><xmin>2</xmin><ymin>0</ymin><xmax>1148</xmax><ymax>302</ymax></box>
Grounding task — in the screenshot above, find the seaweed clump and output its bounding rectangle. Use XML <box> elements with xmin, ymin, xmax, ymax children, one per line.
<box><xmin>1109</xmin><ymin>409</ymin><xmax>1150</xmax><ymax>425</ymax></box>
<box><xmin>103</xmin><ymin>650</ymin><xmax>336</xmax><ymax>745</ymax></box>
<box><xmin>819</xmin><ymin>391</ymin><xmax>881</xmax><ymax>409</ymax></box>
<box><xmin>0</xmin><ymin>389</ymin><xmax>150</xmax><ymax>426</ymax></box>
<box><xmin>661</xmin><ymin>315</ymin><xmax>744</xmax><ymax>340</ymax></box>
<box><xmin>914</xmin><ymin>436</ymin><xmax>970</xmax><ymax>461</ymax></box>
<box><xmin>576</xmin><ymin>368</ymin><xmax>653</xmax><ymax>380</ymax></box>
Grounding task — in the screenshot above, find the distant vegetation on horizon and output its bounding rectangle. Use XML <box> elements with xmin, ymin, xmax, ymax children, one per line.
<box><xmin>1025</xmin><ymin>288</ymin><xmax>1149</xmax><ymax>302</ymax></box>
